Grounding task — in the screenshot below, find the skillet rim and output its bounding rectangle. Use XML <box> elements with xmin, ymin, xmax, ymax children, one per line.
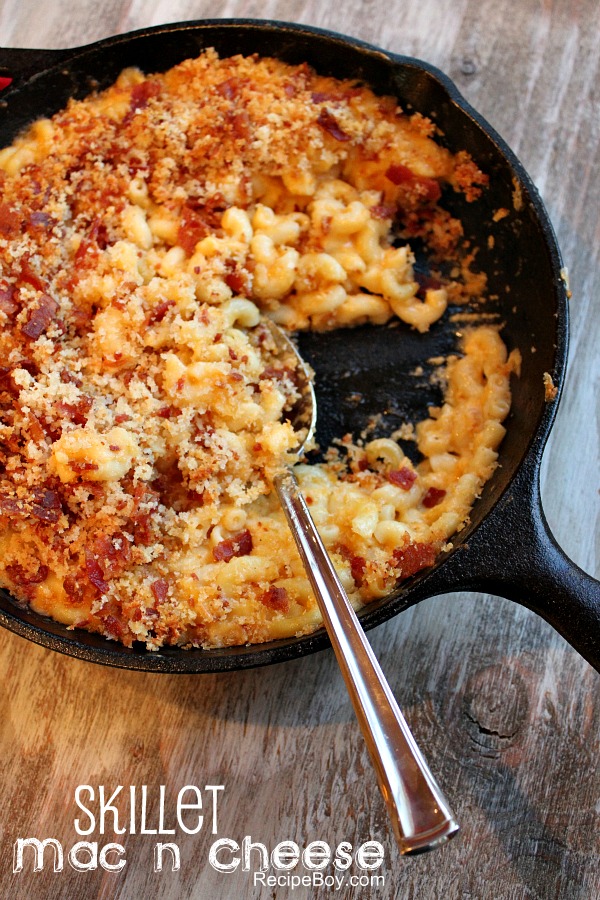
<box><xmin>0</xmin><ymin>18</ymin><xmax>569</xmax><ymax>672</ymax></box>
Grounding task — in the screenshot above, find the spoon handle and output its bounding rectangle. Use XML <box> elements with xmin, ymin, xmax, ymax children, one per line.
<box><xmin>274</xmin><ymin>468</ymin><xmax>459</xmax><ymax>855</ymax></box>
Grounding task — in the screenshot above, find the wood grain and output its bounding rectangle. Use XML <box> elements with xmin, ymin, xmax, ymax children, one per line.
<box><xmin>0</xmin><ymin>2</ymin><xmax>598</xmax><ymax>898</ymax></box>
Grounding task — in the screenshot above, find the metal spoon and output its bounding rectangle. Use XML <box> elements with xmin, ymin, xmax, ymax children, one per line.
<box><xmin>267</xmin><ymin>321</ymin><xmax>460</xmax><ymax>855</ymax></box>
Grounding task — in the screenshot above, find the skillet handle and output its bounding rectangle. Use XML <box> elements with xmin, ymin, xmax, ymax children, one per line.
<box><xmin>429</xmin><ymin>456</ymin><xmax>600</xmax><ymax>671</ymax></box>
<box><xmin>0</xmin><ymin>47</ymin><xmax>71</xmax><ymax>90</ymax></box>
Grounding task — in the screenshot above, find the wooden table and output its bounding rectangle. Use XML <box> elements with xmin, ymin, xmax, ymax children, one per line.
<box><xmin>0</xmin><ymin>2</ymin><xmax>598</xmax><ymax>897</ymax></box>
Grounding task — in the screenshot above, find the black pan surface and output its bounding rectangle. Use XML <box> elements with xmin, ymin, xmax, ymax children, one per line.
<box><xmin>0</xmin><ymin>20</ymin><xmax>597</xmax><ymax>673</ymax></box>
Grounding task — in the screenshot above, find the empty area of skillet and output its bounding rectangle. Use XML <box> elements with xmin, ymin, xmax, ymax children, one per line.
<box><xmin>0</xmin><ymin>21</ymin><xmax>567</xmax><ymax>671</ymax></box>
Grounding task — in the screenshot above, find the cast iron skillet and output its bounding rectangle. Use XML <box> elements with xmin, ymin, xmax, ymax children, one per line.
<box><xmin>0</xmin><ymin>20</ymin><xmax>598</xmax><ymax>673</ymax></box>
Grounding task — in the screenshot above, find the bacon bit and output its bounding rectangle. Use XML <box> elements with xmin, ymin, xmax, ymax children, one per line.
<box><xmin>203</xmin><ymin>192</ymin><xmax>227</xmax><ymax>218</ymax></box>
<box><xmin>260</xmin><ymin>365</ymin><xmax>291</xmax><ymax>382</ymax></box>
<box><xmin>151</xmin><ymin>578</ymin><xmax>169</xmax><ymax>603</ymax></box>
<box><xmin>26</xmin><ymin>412</ymin><xmax>47</xmax><ymax>444</ymax></box>
<box><xmin>29</xmin><ymin>211</ymin><xmax>53</xmax><ymax>231</ymax></box>
<box><xmin>0</xmin><ymin>203</ymin><xmax>21</xmax><ymax>237</ymax></box>
<box><xmin>350</xmin><ymin>555</ymin><xmax>367</xmax><ymax>586</ymax></box>
<box><xmin>311</xmin><ymin>91</ymin><xmax>344</xmax><ymax>103</ymax></box>
<box><xmin>91</xmin><ymin>533</ymin><xmax>131</xmax><ymax>579</ymax></box>
<box><xmin>229</xmin><ymin>109</ymin><xmax>250</xmax><ymax>140</ymax></box>
<box><xmin>70</xmin><ymin>304</ymin><xmax>94</xmax><ymax>335</ymax></box>
<box><xmin>12</xmin><ymin>355</ymin><xmax>38</xmax><ymax>376</ymax></box>
<box><xmin>18</xmin><ymin>256</ymin><xmax>47</xmax><ymax>292</ymax></box>
<box><xmin>62</xmin><ymin>481</ymin><xmax>105</xmax><ymax>503</ymax></box>
<box><xmin>338</xmin><ymin>544</ymin><xmax>367</xmax><ymax>586</ymax></box>
<box><xmin>422</xmin><ymin>487</ymin><xmax>446</xmax><ymax>508</ymax></box>
<box><xmin>385</xmin><ymin>163</ymin><xmax>415</xmax><ymax>185</ymax></box>
<box><xmin>177</xmin><ymin>205</ymin><xmax>211</xmax><ymax>255</ymax></box>
<box><xmin>317</xmin><ymin>108</ymin><xmax>351</xmax><ymax>142</ymax></box>
<box><xmin>392</xmin><ymin>541</ymin><xmax>437</xmax><ymax>578</ymax></box>
<box><xmin>414</xmin><ymin>271</ymin><xmax>442</xmax><ymax>298</ymax></box>
<box><xmin>213</xmin><ymin>529</ymin><xmax>253</xmax><ymax>563</ymax></box>
<box><xmin>131</xmin><ymin>79</ymin><xmax>161</xmax><ymax>107</ymax></box>
<box><xmin>6</xmin><ymin>561</ymin><xmax>49</xmax><ymax>585</ymax></box>
<box><xmin>31</xmin><ymin>487</ymin><xmax>62</xmax><ymax>524</ymax></box>
<box><xmin>0</xmin><ymin>366</ymin><xmax>15</xmax><ymax>394</ymax></box>
<box><xmin>224</xmin><ymin>268</ymin><xmax>248</xmax><ymax>296</ymax></box>
<box><xmin>63</xmin><ymin>573</ymin><xmax>85</xmax><ymax>603</ymax></box>
<box><xmin>84</xmin><ymin>549</ymin><xmax>110</xmax><ymax>594</ymax></box>
<box><xmin>385</xmin><ymin>163</ymin><xmax>441</xmax><ymax>202</ymax></box>
<box><xmin>28</xmin><ymin>176</ymin><xmax>43</xmax><ymax>196</ymax></box>
<box><xmin>260</xmin><ymin>585</ymin><xmax>290</xmax><ymax>612</ymax></box>
<box><xmin>216</xmin><ymin>79</ymin><xmax>236</xmax><ymax>100</ymax></box>
<box><xmin>21</xmin><ymin>294</ymin><xmax>59</xmax><ymax>340</ymax></box>
<box><xmin>59</xmin><ymin>368</ymin><xmax>82</xmax><ymax>386</ymax></box>
<box><xmin>131</xmin><ymin>512</ymin><xmax>154</xmax><ymax>546</ymax></box>
<box><xmin>369</xmin><ymin>203</ymin><xmax>396</xmax><ymax>220</ymax></box>
<box><xmin>123</xmin><ymin>80</ymin><xmax>161</xmax><ymax>124</ymax></box>
<box><xmin>0</xmin><ymin>285</ymin><xmax>17</xmax><ymax>316</ymax></box>
<box><xmin>215</xmin><ymin>76</ymin><xmax>246</xmax><ymax>100</ymax></box>
<box><xmin>32</xmin><ymin>488</ymin><xmax>61</xmax><ymax>511</ymax></box>
<box><xmin>146</xmin><ymin>299</ymin><xmax>175</xmax><ymax>326</ymax></box>
<box><xmin>89</xmin><ymin>218</ymin><xmax>109</xmax><ymax>250</ymax></box>
<box><xmin>103</xmin><ymin>614</ymin><xmax>125</xmax><ymax>639</ymax></box>
<box><xmin>30</xmin><ymin>505</ymin><xmax>60</xmax><ymax>524</ymax></box>
<box><xmin>0</xmin><ymin>495</ymin><xmax>24</xmax><ymax>517</ymax></box>
<box><xmin>388</xmin><ymin>467</ymin><xmax>417</xmax><ymax>490</ymax></box>
<box><xmin>75</xmin><ymin>219</ymin><xmax>109</xmax><ymax>262</ymax></box>
<box><xmin>415</xmin><ymin>177</ymin><xmax>442</xmax><ymax>204</ymax></box>
<box><xmin>54</xmin><ymin>395</ymin><xmax>93</xmax><ymax>426</ymax></box>
<box><xmin>157</xmin><ymin>405</ymin><xmax>178</xmax><ymax>419</ymax></box>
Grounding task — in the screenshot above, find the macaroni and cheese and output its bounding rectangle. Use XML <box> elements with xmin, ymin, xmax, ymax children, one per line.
<box><xmin>0</xmin><ymin>50</ymin><xmax>519</xmax><ymax>649</ymax></box>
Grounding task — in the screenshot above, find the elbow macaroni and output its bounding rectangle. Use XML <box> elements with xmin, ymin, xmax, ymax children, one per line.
<box><xmin>0</xmin><ymin>49</ymin><xmax>514</xmax><ymax>651</ymax></box>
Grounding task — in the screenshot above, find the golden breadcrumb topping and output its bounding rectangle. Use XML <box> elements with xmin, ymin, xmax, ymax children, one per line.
<box><xmin>0</xmin><ymin>50</ymin><xmax>517</xmax><ymax>650</ymax></box>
